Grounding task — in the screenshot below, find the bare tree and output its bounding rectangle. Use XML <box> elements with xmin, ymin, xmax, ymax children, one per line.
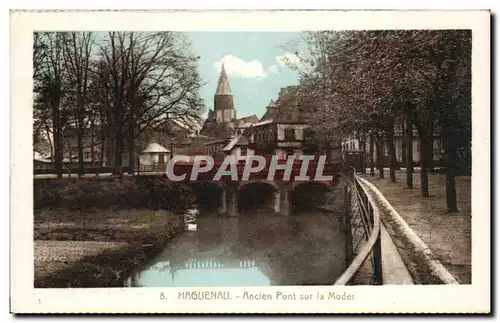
<box><xmin>34</xmin><ymin>32</ymin><xmax>66</xmax><ymax>177</ymax></box>
<box><xmin>33</xmin><ymin>31</ymin><xmax>205</xmax><ymax>177</ymax></box>
<box><xmin>62</xmin><ymin>31</ymin><xmax>96</xmax><ymax>177</ymax></box>
<box><xmin>98</xmin><ymin>31</ymin><xmax>204</xmax><ymax>174</ymax></box>
<box><xmin>33</xmin><ymin>32</ymin><xmax>47</xmax><ymax>80</ymax></box>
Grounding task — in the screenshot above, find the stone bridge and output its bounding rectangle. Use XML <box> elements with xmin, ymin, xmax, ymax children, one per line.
<box><xmin>34</xmin><ymin>158</ymin><xmax>342</xmax><ymax>216</ymax></box>
<box><xmin>167</xmin><ymin>159</ymin><xmax>342</xmax><ymax>216</ymax></box>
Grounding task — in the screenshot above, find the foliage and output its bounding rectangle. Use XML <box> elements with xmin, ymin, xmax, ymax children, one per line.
<box><xmin>288</xmin><ymin>30</ymin><xmax>470</xmax><ymax>140</ymax></box>
<box><xmin>289</xmin><ymin>30</ymin><xmax>471</xmax><ymax>211</ymax></box>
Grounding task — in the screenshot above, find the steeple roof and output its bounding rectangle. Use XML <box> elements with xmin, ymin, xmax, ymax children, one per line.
<box><xmin>215</xmin><ymin>63</ymin><xmax>232</xmax><ymax>95</ymax></box>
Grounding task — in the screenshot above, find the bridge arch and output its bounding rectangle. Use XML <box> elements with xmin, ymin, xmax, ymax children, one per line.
<box><xmin>291</xmin><ymin>181</ymin><xmax>331</xmax><ymax>214</ymax></box>
<box><xmin>188</xmin><ymin>181</ymin><xmax>225</xmax><ymax>214</ymax></box>
<box><xmin>239</xmin><ymin>180</ymin><xmax>279</xmax><ymax>191</ymax></box>
<box><xmin>238</xmin><ymin>181</ymin><xmax>279</xmax><ymax>214</ymax></box>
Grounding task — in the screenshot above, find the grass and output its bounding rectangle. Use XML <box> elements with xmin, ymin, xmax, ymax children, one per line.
<box><xmin>364</xmin><ymin>170</ymin><xmax>471</xmax><ymax>284</ymax></box>
<box><xmin>34</xmin><ymin>208</ymin><xmax>184</xmax><ymax>288</ymax></box>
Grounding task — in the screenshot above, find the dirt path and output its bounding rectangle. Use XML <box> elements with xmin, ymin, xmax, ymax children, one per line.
<box><xmin>365</xmin><ymin>170</ymin><xmax>471</xmax><ymax>284</ymax></box>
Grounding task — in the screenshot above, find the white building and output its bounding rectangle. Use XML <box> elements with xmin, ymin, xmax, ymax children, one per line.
<box><xmin>341</xmin><ymin>125</ymin><xmax>444</xmax><ymax>166</ymax></box>
<box><xmin>139</xmin><ymin>143</ymin><xmax>171</xmax><ymax>166</ymax></box>
<box><xmin>222</xmin><ymin>135</ymin><xmax>255</xmax><ymax>161</ymax></box>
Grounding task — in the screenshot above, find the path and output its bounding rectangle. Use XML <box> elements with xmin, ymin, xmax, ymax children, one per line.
<box><xmin>364</xmin><ymin>170</ymin><xmax>471</xmax><ymax>284</ymax></box>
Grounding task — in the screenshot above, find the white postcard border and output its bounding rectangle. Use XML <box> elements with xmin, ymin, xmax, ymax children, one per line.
<box><xmin>10</xmin><ymin>10</ymin><xmax>491</xmax><ymax>313</ymax></box>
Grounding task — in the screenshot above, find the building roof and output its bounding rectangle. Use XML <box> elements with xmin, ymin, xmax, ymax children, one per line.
<box><xmin>205</xmin><ymin>139</ymin><xmax>228</xmax><ymax>146</ymax></box>
<box><xmin>188</xmin><ymin>133</ymin><xmax>211</xmax><ymax>139</ymax></box>
<box><xmin>34</xmin><ymin>157</ymin><xmax>51</xmax><ymax>163</ymax></box>
<box><xmin>252</xmin><ymin>119</ymin><xmax>274</xmax><ymax>127</ymax></box>
<box><xmin>230</xmin><ymin>115</ymin><xmax>259</xmax><ymax>130</ymax></box>
<box><xmin>142</xmin><ymin>143</ymin><xmax>170</xmax><ymax>153</ymax></box>
<box><xmin>215</xmin><ymin>63</ymin><xmax>232</xmax><ymax>95</ymax></box>
<box><xmin>237</xmin><ymin>114</ymin><xmax>259</xmax><ymax>125</ymax></box>
<box><xmin>34</xmin><ymin>151</ymin><xmax>52</xmax><ymax>162</ymax></box>
<box><xmin>223</xmin><ymin>135</ymin><xmax>249</xmax><ymax>151</ymax></box>
<box><xmin>235</xmin><ymin>122</ymin><xmax>253</xmax><ymax>129</ymax></box>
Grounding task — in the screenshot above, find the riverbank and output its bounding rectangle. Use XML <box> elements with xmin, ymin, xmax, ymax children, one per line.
<box><xmin>34</xmin><ymin>176</ymin><xmax>194</xmax><ymax>211</ymax></box>
<box><xmin>34</xmin><ymin>208</ymin><xmax>184</xmax><ymax>288</ymax></box>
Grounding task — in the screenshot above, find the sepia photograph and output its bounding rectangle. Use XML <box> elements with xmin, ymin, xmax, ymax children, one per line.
<box><xmin>11</xmin><ymin>10</ymin><xmax>490</xmax><ymax>314</ymax></box>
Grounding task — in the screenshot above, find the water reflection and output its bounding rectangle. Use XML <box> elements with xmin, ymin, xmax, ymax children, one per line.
<box><xmin>127</xmin><ymin>211</ymin><xmax>345</xmax><ymax>287</ymax></box>
<box><xmin>129</xmin><ymin>260</ymin><xmax>271</xmax><ymax>287</ymax></box>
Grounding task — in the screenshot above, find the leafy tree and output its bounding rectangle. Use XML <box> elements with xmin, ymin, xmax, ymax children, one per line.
<box><xmin>289</xmin><ymin>30</ymin><xmax>470</xmax><ymax>212</ymax></box>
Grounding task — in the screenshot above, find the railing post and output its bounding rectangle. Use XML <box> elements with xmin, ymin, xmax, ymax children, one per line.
<box><xmin>369</xmin><ymin>203</ymin><xmax>383</xmax><ymax>285</ymax></box>
<box><xmin>344</xmin><ymin>185</ymin><xmax>353</xmax><ymax>269</ymax></box>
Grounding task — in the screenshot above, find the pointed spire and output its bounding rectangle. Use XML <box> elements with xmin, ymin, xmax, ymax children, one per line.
<box><xmin>215</xmin><ymin>62</ymin><xmax>232</xmax><ymax>95</ymax></box>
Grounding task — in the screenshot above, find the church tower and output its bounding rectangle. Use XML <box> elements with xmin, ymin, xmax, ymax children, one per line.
<box><xmin>214</xmin><ymin>63</ymin><xmax>236</xmax><ymax>123</ymax></box>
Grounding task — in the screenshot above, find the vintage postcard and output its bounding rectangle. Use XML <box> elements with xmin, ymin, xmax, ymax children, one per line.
<box><xmin>10</xmin><ymin>10</ymin><xmax>490</xmax><ymax>314</ymax></box>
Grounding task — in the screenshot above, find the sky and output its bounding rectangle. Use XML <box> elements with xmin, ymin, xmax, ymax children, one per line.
<box><xmin>186</xmin><ymin>32</ymin><xmax>306</xmax><ymax>120</ymax></box>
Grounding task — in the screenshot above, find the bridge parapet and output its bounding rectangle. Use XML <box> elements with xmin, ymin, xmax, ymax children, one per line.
<box><xmin>165</xmin><ymin>159</ymin><xmax>341</xmax><ymax>183</ymax></box>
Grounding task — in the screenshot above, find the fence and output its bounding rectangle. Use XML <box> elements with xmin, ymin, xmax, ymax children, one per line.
<box><xmin>34</xmin><ymin>165</ymin><xmax>133</xmax><ymax>175</ymax></box>
<box><xmin>334</xmin><ymin>166</ymin><xmax>382</xmax><ymax>285</ymax></box>
<box><xmin>137</xmin><ymin>164</ymin><xmax>167</xmax><ymax>173</ymax></box>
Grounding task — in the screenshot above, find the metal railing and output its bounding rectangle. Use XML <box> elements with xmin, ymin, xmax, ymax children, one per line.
<box><xmin>334</xmin><ymin>166</ymin><xmax>382</xmax><ymax>285</ymax></box>
<box><xmin>137</xmin><ymin>163</ymin><xmax>167</xmax><ymax>173</ymax></box>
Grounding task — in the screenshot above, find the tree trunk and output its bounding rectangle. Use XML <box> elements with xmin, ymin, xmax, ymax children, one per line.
<box><xmin>127</xmin><ymin>122</ymin><xmax>135</xmax><ymax>174</ymax></box>
<box><xmin>99</xmin><ymin>107</ymin><xmax>106</xmax><ymax>168</ymax></box>
<box><xmin>429</xmin><ymin>138</ymin><xmax>435</xmax><ymax>173</ymax></box>
<box><xmin>89</xmin><ymin>118</ymin><xmax>97</xmax><ymax>176</ymax></box>
<box><xmin>104</xmin><ymin>106</ymin><xmax>115</xmax><ymax>168</ymax></box>
<box><xmin>405</xmin><ymin>110</ymin><xmax>414</xmax><ymax>189</ymax></box>
<box><xmin>51</xmin><ymin>95</ymin><xmax>63</xmax><ymax>178</ymax></box>
<box><xmin>44</xmin><ymin>124</ymin><xmax>54</xmax><ymax>163</ymax></box>
<box><xmin>67</xmin><ymin>141</ymin><xmax>73</xmax><ymax>177</ymax></box>
<box><xmin>442</xmin><ymin>125</ymin><xmax>459</xmax><ymax>213</ymax></box>
<box><xmin>387</xmin><ymin>129</ymin><xmax>397</xmax><ymax>183</ymax></box>
<box><xmin>445</xmin><ymin>168</ymin><xmax>458</xmax><ymax>212</ymax></box>
<box><xmin>114</xmin><ymin>127</ymin><xmax>123</xmax><ymax>175</ymax></box>
<box><xmin>90</xmin><ymin>120</ymin><xmax>95</xmax><ymax>165</ymax></box>
<box><xmin>105</xmin><ymin>133</ymin><xmax>114</xmax><ymax>167</ymax></box>
<box><xmin>360</xmin><ymin>138</ymin><xmax>366</xmax><ymax>174</ymax></box>
<box><xmin>401</xmin><ymin>123</ymin><xmax>407</xmax><ymax>169</ymax></box>
<box><xmin>369</xmin><ymin>133</ymin><xmax>375</xmax><ymax>176</ymax></box>
<box><xmin>113</xmin><ymin>103</ymin><xmax>124</xmax><ymax>175</ymax></box>
<box><xmin>77</xmin><ymin>126</ymin><xmax>84</xmax><ymax>178</ymax></box>
<box><xmin>100</xmin><ymin>124</ymin><xmax>106</xmax><ymax>168</ymax></box>
<box><xmin>127</xmin><ymin>99</ymin><xmax>136</xmax><ymax>175</ymax></box>
<box><xmin>375</xmin><ymin>137</ymin><xmax>384</xmax><ymax>179</ymax></box>
<box><xmin>419</xmin><ymin>133</ymin><xmax>432</xmax><ymax>197</ymax></box>
<box><xmin>394</xmin><ymin>148</ymin><xmax>401</xmax><ymax>170</ymax></box>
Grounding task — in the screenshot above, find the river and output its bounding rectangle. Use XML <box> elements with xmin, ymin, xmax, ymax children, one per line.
<box><xmin>126</xmin><ymin>210</ymin><xmax>346</xmax><ymax>287</ymax></box>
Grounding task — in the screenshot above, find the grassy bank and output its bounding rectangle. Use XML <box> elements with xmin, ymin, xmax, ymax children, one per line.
<box><xmin>34</xmin><ymin>208</ymin><xmax>184</xmax><ymax>288</ymax></box>
<box><xmin>34</xmin><ymin>176</ymin><xmax>194</xmax><ymax>212</ymax></box>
